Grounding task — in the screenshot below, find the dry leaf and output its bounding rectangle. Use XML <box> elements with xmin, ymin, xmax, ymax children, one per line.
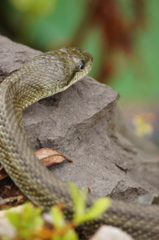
<box><xmin>0</xmin><ymin>195</ymin><xmax>25</xmax><ymax>209</ymax></box>
<box><xmin>35</xmin><ymin>148</ymin><xmax>73</xmax><ymax>167</ymax></box>
<box><xmin>0</xmin><ymin>167</ymin><xmax>8</xmax><ymax>180</ymax></box>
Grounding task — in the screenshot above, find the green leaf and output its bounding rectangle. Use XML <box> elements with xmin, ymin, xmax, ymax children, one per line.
<box><xmin>51</xmin><ymin>205</ymin><xmax>65</xmax><ymax>228</ymax></box>
<box><xmin>6</xmin><ymin>203</ymin><xmax>43</xmax><ymax>239</ymax></box>
<box><xmin>50</xmin><ymin>203</ymin><xmax>79</xmax><ymax>240</ymax></box>
<box><xmin>69</xmin><ymin>182</ymin><xmax>111</xmax><ymax>226</ymax></box>
<box><xmin>6</xmin><ymin>211</ymin><xmax>20</xmax><ymax>228</ymax></box>
<box><xmin>62</xmin><ymin>229</ymin><xmax>78</xmax><ymax>240</ymax></box>
<box><xmin>52</xmin><ymin>236</ymin><xmax>61</xmax><ymax>240</ymax></box>
<box><xmin>10</xmin><ymin>0</ymin><xmax>57</xmax><ymax>16</ymax></box>
<box><xmin>69</xmin><ymin>182</ymin><xmax>86</xmax><ymax>217</ymax></box>
<box><xmin>74</xmin><ymin>197</ymin><xmax>111</xmax><ymax>225</ymax></box>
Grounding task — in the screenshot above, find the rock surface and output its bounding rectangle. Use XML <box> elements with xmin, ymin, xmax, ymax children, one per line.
<box><xmin>1</xmin><ymin>35</ymin><xmax>159</xmax><ymax>202</ymax></box>
<box><xmin>0</xmin><ymin>35</ymin><xmax>41</xmax><ymax>81</ymax></box>
<box><xmin>90</xmin><ymin>226</ymin><xmax>134</xmax><ymax>240</ymax></box>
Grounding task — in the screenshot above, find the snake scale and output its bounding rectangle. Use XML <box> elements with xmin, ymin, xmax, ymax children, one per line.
<box><xmin>0</xmin><ymin>47</ymin><xmax>159</xmax><ymax>239</ymax></box>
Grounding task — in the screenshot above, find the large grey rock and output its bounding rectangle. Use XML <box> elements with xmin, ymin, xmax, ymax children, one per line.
<box><xmin>0</xmin><ymin>35</ymin><xmax>41</xmax><ymax>81</ymax></box>
<box><xmin>1</xmin><ymin>35</ymin><xmax>159</xmax><ymax>203</ymax></box>
<box><xmin>24</xmin><ymin>77</ymin><xmax>146</xmax><ymax>199</ymax></box>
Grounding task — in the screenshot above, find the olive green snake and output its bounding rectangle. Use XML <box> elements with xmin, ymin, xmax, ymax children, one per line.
<box><xmin>0</xmin><ymin>47</ymin><xmax>159</xmax><ymax>239</ymax></box>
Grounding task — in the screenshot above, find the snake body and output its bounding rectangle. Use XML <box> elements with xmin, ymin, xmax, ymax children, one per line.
<box><xmin>0</xmin><ymin>47</ymin><xmax>159</xmax><ymax>239</ymax></box>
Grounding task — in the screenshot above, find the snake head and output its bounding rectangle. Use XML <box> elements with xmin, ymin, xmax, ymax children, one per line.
<box><xmin>58</xmin><ymin>47</ymin><xmax>93</xmax><ymax>88</ymax></box>
<box><xmin>11</xmin><ymin>47</ymin><xmax>93</xmax><ymax>106</ymax></box>
<box><xmin>42</xmin><ymin>47</ymin><xmax>93</xmax><ymax>93</ymax></box>
<box><xmin>64</xmin><ymin>47</ymin><xmax>93</xmax><ymax>89</ymax></box>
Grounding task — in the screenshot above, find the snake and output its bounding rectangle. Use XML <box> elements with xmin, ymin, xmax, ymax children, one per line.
<box><xmin>0</xmin><ymin>47</ymin><xmax>159</xmax><ymax>240</ymax></box>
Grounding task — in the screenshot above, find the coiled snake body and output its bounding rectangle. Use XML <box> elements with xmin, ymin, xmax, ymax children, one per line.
<box><xmin>0</xmin><ymin>47</ymin><xmax>159</xmax><ymax>239</ymax></box>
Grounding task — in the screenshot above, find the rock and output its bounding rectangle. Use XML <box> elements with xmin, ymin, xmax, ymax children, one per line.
<box><xmin>0</xmin><ymin>35</ymin><xmax>41</xmax><ymax>81</ymax></box>
<box><xmin>1</xmin><ymin>35</ymin><xmax>159</xmax><ymax>202</ymax></box>
<box><xmin>90</xmin><ymin>226</ymin><xmax>134</xmax><ymax>240</ymax></box>
<box><xmin>24</xmin><ymin>77</ymin><xmax>146</xmax><ymax>198</ymax></box>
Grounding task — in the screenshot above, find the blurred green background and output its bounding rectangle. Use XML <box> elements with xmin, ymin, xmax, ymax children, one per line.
<box><xmin>0</xmin><ymin>0</ymin><xmax>159</xmax><ymax>144</ymax></box>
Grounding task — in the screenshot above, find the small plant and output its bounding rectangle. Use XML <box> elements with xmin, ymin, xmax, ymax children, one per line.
<box><xmin>5</xmin><ymin>183</ymin><xmax>111</xmax><ymax>240</ymax></box>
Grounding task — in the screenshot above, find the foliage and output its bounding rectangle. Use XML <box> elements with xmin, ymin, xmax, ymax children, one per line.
<box><xmin>69</xmin><ymin>183</ymin><xmax>110</xmax><ymax>225</ymax></box>
<box><xmin>10</xmin><ymin>0</ymin><xmax>57</xmax><ymax>16</ymax></box>
<box><xmin>6</xmin><ymin>204</ymin><xmax>43</xmax><ymax>239</ymax></box>
<box><xmin>1</xmin><ymin>0</ymin><xmax>159</xmax><ymax>100</ymax></box>
<box><xmin>4</xmin><ymin>183</ymin><xmax>111</xmax><ymax>240</ymax></box>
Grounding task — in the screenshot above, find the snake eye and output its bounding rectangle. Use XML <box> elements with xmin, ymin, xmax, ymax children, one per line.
<box><xmin>78</xmin><ymin>60</ymin><xmax>85</xmax><ymax>70</ymax></box>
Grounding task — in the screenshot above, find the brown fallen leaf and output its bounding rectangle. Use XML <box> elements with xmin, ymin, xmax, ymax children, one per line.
<box><xmin>0</xmin><ymin>195</ymin><xmax>25</xmax><ymax>209</ymax></box>
<box><xmin>87</xmin><ymin>186</ymin><xmax>92</xmax><ymax>194</ymax></box>
<box><xmin>0</xmin><ymin>166</ymin><xmax>8</xmax><ymax>180</ymax></box>
<box><xmin>0</xmin><ymin>177</ymin><xmax>26</xmax><ymax>209</ymax></box>
<box><xmin>0</xmin><ymin>165</ymin><xmax>3</xmax><ymax>171</ymax></box>
<box><xmin>35</xmin><ymin>148</ymin><xmax>73</xmax><ymax>167</ymax></box>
